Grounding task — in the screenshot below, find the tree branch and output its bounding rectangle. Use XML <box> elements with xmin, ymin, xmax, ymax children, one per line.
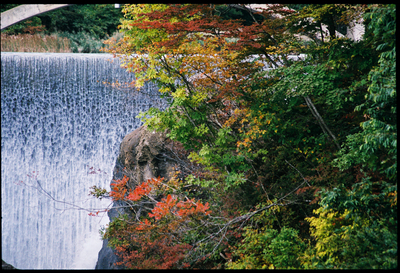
<box><xmin>303</xmin><ymin>95</ymin><xmax>341</xmax><ymax>150</ymax></box>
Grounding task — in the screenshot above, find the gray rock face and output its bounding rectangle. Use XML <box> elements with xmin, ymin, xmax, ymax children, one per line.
<box><xmin>119</xmin><ymin>125</ymin><xmax>176</xmax><ymax>184</ymax></box>
<box><xmin>94</xmin><ymin>239</ymin><xmax>123</xmax><ymax>270</ymax></box>
<box><xmin>2</xmin><ymin>260</ymin><xmax>17</xmax><ymax>270</ymax></box>
<box><xmin>95</xmin><ymin>125</ymin><xmax>178</xmax><ymax>269</ymax></box>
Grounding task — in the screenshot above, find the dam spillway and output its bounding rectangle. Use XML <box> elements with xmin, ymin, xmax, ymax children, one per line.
<box><xmin>1</xmin><ymin>52</ymin><xmax>164</xmax><ymax>269</ymax></box>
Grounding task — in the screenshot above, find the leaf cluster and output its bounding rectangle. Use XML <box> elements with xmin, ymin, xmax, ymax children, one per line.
<box><xmin>97</xmin><ymin>4</ymin><xmax>397</xmax><ymax>269</ymax></box>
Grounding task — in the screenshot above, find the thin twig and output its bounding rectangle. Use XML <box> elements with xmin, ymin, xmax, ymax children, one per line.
<box><xmin>285</xmin><ymin>159</ymin><xmax>312</xmax><ymax>187</ymax></box>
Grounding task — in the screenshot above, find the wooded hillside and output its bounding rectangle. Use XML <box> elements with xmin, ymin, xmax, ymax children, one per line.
<box><xmin>94</xmin><ymin>4</ymin><xmax>396</xmax><ymax>269</ymax></box>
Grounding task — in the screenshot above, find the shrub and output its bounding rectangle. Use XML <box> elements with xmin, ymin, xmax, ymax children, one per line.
<box><xmin>227</xmin><ymin>224</ymin><xmax>306</xmax><ymax>269</ymax></box>
<box><xmin>56</xmin><ymin>31</ymin><xmax>107</xmax><ymax>53</ymax></box>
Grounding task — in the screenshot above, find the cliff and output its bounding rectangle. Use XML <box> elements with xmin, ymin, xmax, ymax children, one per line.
<box><xmin>95</xmin><ymin>125</ymin><xmax>178</xmax><ymax>269</ymax></box>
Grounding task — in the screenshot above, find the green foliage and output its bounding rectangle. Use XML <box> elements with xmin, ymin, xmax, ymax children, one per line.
<box><xmin>302</xmin><ymin>177</ymin><xmax>397</xmax><ymax>269</ymax></box>
<box><xmin>57</xmin><ymin>31</ymin><xmax>106</xmax><ymax>53</ymax></box>
<box><xmin>227</xmin><ymin>221</ymin><xmax>306</xmax><ymax>269</ymax></box>
<box><xmin>291</xmin><ymin>4</ymin><xmax>354</xmax><ymax>37</ymax></box>
<box><xmin>286</xmin><ymin>4</ymin><xmax>310</xmax><ymax>11</ymax></box>
<box><xmin>100</xmin><ymin>3</ymin><xmax>396</xmax><ymax>269</ymax></box>
<box><xmin>103</xmin><ymin>214</ymin><xmax>130</xmax><ymax>249</ymax></box>
<box><xmin>334</xmin><ymin>4</ymin><xmax>396</xmax><ymax>180</ymax></box>
<box><xmin>37</xmin><ymin>4</ymin><xmax>122</xmax><ymax>39</ymax></box>
<box><xmin>0</xmin><ymin>4</ymin><xmax>19</xmax><ymax>13</ymax></box>
<box><xmin>215</xmin><ymin>4</ymin><xmax>264</xmax><ymax>26</ymax></box>
<box><xmin>88</xmin><ymin>185</ymin><xmax>108</xmax><ymax>199</ymax></box>
<box><xmin>1</xmin><ymin>4</ymin><xmax>123</xmax><ymax>52</ymax></box>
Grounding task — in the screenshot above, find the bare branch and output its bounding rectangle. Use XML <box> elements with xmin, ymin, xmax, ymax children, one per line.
<box><xmin>304</xmin><ymin>95</ymin><xmax>341</xmax><ymax>150</ymax></box>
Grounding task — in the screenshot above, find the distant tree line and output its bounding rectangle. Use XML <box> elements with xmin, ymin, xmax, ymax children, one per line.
<box><xmin>1</xmin><ymin>4</ymin><xmax>123</xmax><ymax>52</ymax></box>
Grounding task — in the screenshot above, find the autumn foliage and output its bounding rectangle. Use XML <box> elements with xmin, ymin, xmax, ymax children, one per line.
<box><xmin>101</xmin><ymin>174</ymin><xmax>217</xmax><ymax>269</ymax></box>
<box><xmin>94</xmin><ymin>4</ymin><xmax>397</xmax><ymax>269</ymax></box>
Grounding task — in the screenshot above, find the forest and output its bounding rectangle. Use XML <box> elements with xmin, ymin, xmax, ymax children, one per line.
<box><xmin>1</xmin><ymin>4</ymin><xmax>123</xmax><ymax>53</ymax></box>
<box><xmin>91</xmin><ymin>4</ymin><xmax>397</xmax><ymax>269</ymax></box>
<box><xmin>3</xmin><ymin>4</ymin><xmax>396</xmax><ymax>269</ymax></box>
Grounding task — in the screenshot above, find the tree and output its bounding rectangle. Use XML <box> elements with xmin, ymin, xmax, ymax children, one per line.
<box><xmin>99</xmin><ymin>4</ymin><xmax>396</xmax><ymax>269</ymax></box>
<box><xmin>334</xmin><ymin>4</ymin><xmax>396</xmax><ymax>180</ymax></box>
<box><xmin>36</xmin><ymin>4</ymin><xmax>122</xmax><ymax>39</ymax></box>
<box><xmin>301</xmin><ymin>177</ymin><xmax>397</xmax><ymax>269</ymax></box>
<box><xmin>1</xmin><ymin>4</ymin><xmax>123</xmax><ymax>41</ymax></box>
<box><xmin>303</xmin><ymin>5</ymin><xmax>397</xmax><ymax>269</ymax></box>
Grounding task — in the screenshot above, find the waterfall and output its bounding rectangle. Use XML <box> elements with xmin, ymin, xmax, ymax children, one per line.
<box><xmin>1</xmin><ymin>52</ymin><xmax>164</xmax><ymax>269</ymax></box>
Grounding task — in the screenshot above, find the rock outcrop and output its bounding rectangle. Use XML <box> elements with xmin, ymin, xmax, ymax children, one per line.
<box><xmin>118</xmin><ymin>125</ymin><xmax>176</xmax><ymax>185</ymax></box>
<box><xmin>2</xmin><ymin>260</ymin><xmax>17</xmax><ymax>270</ymax></box>
<box><xmin>94</xmin><ymin>239</ymin><xmax>122</xmax><ymax>270</ymax></box>
<box><xmin>95</xmin><ymin>125</ymin><xmax>178</xmax><ymax>269</ymax></box>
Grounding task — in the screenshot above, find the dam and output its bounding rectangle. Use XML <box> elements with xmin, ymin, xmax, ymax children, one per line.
<box><xmin>1</xmin><ymin>52</ymin><xmax>164</xmax><ymax>269</ymax></box>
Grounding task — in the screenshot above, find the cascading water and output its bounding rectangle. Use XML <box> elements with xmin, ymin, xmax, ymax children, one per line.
<box><xmin>1</xmin><ymin>52</ymin><xmax>164</xmax><ymax>269</ymax></box>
